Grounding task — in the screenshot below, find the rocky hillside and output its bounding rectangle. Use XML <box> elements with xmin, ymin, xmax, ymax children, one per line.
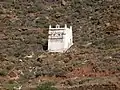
<box><xmin>0</xmin><ymin>0</ymin><xmax>120</xmax><ymax>90</ymax></box>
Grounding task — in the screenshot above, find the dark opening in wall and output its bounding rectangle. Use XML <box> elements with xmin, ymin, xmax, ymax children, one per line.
<box><xmin>43</xmin><ymin>41</ymin><xmax>48</xmax><ymax>51</ymax></box>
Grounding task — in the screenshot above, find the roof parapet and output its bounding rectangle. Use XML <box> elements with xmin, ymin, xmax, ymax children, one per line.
<box><xmin>49</xmin><ymin>24</ymin><xmax>72</xmax><ymax>30</ymax></box>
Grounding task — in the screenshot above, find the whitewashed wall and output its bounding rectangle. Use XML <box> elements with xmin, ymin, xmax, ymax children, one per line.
<box><xmin>48</xmin><ymin>24</ymin><xmax>73</xmax><ymax>52</ymax></box>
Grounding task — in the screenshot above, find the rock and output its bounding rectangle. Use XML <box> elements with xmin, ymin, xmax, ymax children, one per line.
<box><xmin>38</xmin><ymin>54</ymin><xmax>47</xmax><ymax>59</ymax></box>
<box><xmin>61</xmin><ymin>0</ymin><xmax>66</xmax><ymax>6</ymax></box>
<box><xmin>24</xmin><ymin>52</ymin><xmax>34</xmax><ymax>59</ymax></box>
<box><xmin>105</xmin><ymin>23</ymin><xmax>111</xmax><ymax>27</ymax></box>
<box><xmin>82</xmin><ymin>42</ymin><xmax>92</xmax><ymax>47</ymax></box>
<box><xmin>19</xmin><ymin>59</ymin><xmax>23</xmax><ymax>62</ymax></box>
<box><xmin>104</xmin><ymin>56</ymin><xmax>112</xmax><ymax>59</ymax></box>
<box><xmin>13</xmin><ymin>85</ymin><xmax>22</xmax><ymax>90</ymax></box>
<box><xmin>18</xmin><ymin>70</ymin><xmax>24</xmax><ymax>76</ymax></box>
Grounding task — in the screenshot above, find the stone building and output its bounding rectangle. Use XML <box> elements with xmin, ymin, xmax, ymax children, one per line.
<box><xmin>48</xmin><ymin>24</ymin><xmax>73</xmax><ymax>52</ymax></box>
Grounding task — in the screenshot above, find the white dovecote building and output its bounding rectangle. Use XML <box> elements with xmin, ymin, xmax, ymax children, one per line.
<box><xmin>48</xmin><ymin>24</ymin><xmax>73</xmax><ymax>52</ymax></box>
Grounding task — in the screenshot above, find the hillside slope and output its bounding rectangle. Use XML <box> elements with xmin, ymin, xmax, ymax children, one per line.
<box><xmin>0</xmin><ymin>0</ymin><xmax>120</xmax><ymax>90</ymax></box>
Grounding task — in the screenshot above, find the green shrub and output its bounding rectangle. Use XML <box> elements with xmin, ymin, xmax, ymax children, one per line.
<box><xmin>36</xmin><ymin>82</ymin><xmax>57</xmax><ymax>90</ymax></box>
<box><xmin>3</xmin><ymin>83</ymin><xmax>19</xmax><ymax>90</ymax></box>
<box><xmin>0</xmin><ymin>70</ymin><xmax>7</xmax><ymax>76</ymax></box>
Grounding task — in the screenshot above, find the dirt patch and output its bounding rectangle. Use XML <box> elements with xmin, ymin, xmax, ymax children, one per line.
<box><xmin>66</xmin><ymin>64</ymin><xmax>118</xmax><ymax>78</ymax></box>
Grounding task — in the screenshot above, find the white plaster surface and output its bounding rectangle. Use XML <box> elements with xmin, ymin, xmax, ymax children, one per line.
<box><xmin>48</xmin><ymin>24</ymin><xmax>73</xmax><ymax>52</ymax></box>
